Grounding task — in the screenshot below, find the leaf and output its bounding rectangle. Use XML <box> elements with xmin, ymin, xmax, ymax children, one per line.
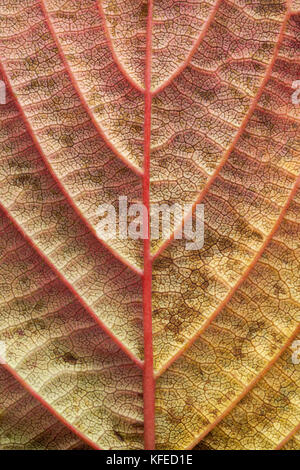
<box><xmin>0</xmin><ymin>207</ymin><xmax>144</xmax><ymax>449</ymax></box>
<box><xmin>0</xmin><ymin>0</ymin><xmax>299</xmax><ymax>450</ymax></box>
<box><xmin>194</xmin><ymin>334</ymin><xmax>300</xmax><ymax>450</ymax></box>
<box><xmin>0</xmin><ymin>367</ymin><xmax>91</xmax><ymax>450</ymax></box>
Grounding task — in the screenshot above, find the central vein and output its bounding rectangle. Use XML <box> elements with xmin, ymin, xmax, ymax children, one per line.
<box><xmin>142</xmin><ymin>0</ymin><xmax>155</xmax><ymax>451</ymax></box>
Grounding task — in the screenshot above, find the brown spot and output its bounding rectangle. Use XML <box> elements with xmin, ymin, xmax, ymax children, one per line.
<box><xmin>60</xmin><ymin>135</ymin><xmax>74</xmax><ymax>148</ymax></box>
<box><xmin>62</xmin><ymin>352</ymin><xmax>78</xmax><ymax>364</ymax></box>
<box><xmin>114</xmin><ymin>430</ymin><xmax>124</xmax><ymax>442</ymax></box>
<box><xmin>140</xmin><ymin>3</ymin><xmax>148</xmax><ymax>18</ymax></box>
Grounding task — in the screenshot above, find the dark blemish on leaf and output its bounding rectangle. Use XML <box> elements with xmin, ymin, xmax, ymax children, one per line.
<box><xmin>15</xmin><ymin>174</ymin><xmax>41</xmax><ymax>190</ymax></box>
<box><xmin>196</xmin><ymin>89</ymin><xmax>215</xmax><ymax>103</ymax></box>
<box><xmin>60</xmin><ymin>135</ymin><xmax>74</xmax><ymax>148</ymax></box>
<box><xmin>26</xmin><ymin>319</ymin><xmax>46</xmax><ymax>331</ymax></box>
<box><xmin>247</xmin><ymin>320</ymin><xmax>265</xmax><ymax>339</ymax></box>
<box><xmin>195</xmin><ymin>442</ymin><xmax>213</xmax><ymax>450</ymax></box>
<box><xmin>140</xmin><ymin>3</ymin><xmax>148</xmax><ymax>18</ymax></box>
<box><xmin>114</xmin><ymin>430</ymin><xmax>125</xmax><ymax>442</ymax></box>
<box><xmin>251</xmin><ymin>230</ymin><xmax>263</xmax><ymax>242</ymax></box>
<box><xmin>168</xmin><ymin>412</ymin><xmax>181</xmax><ymax>424</ymax></box>
<box><xmin>62</xmin><ymin>352</ymin><xmax>78</xmax><ymax>364</ymax></box>
<box><xmin>35</xmin><ymin>299</ymin><xmax>45</xmax><ymax>312</ymax></box>
<box><xmin>232</xmin><ymin>345</ymin><xmax>243</xmax><ymax>358</ymax></box>
<box><xmin>273</xmin><ymin>282</ymin><xmax>286</xmax><ymax>296</ymax></box>
<box><xmin>132</xmin><ymin>124</ymin><xmax>142</xmax><ymax>133</ymax></box>
<box><xmin>218</xmin><ymin>236</ymin><xmax>233</xmax><ymax>253</ymax></box>
<box><xmin>154</xmin><ymin>257</ymin><xmax>173</xmax><ymax>270</ymax></box>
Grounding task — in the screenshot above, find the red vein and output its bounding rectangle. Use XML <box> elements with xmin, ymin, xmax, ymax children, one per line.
<box><xmin>152</xmin><ymin>11</ymin><xmax>291</xmax><ymax>262</ymax></box>
<box><xmin>2</xmin><ymin>363</ymin><xmax>100</xmax><ymax>450</ymax></box>
<box><xmin>276</xmin><ymin>422</ymin><xmax>300</xmax><ymax>450</ymax></box>
<box><xmin>156</xmin><ymin>167</ymin><xmax>300</xmax><ymax>378</ymax></box>
<box><xmin>40</xmin><ymin>0</ymin><xmax>143</xmax><ymax>177</ymax></box>
<box><xmin>151</xmin><ymin>0</ymin><xmax>222</xmax><ymax>95</ymax></box>
<box><xmin>0</xmin><ymin>61</ymin><xmax>142</xmax><ymax>278</ymax></box>
<box><xmin>143</xmin><ymin>0</ymin><xmax>155</xmax><ymax>451</ymax></box>
<box><xmin>96</xmin><ymin>0</ymin><xmax>145</xmax><ymax>94</ymax></box>
<box><xmin>0</xmin><ymin>199</ymin><xmax>143</xmax><ymax>370</ymax></box>
<box><xmin>186</xmin><ymin>324</ymin><xmax>300</xmax><ymax>450</ymax></box>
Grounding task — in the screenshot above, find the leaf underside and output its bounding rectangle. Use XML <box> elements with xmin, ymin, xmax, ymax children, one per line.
<box><xmin>0</xmin><ymin>0</ymin><xmax>299</xmax><ymax>450</ymax></box>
